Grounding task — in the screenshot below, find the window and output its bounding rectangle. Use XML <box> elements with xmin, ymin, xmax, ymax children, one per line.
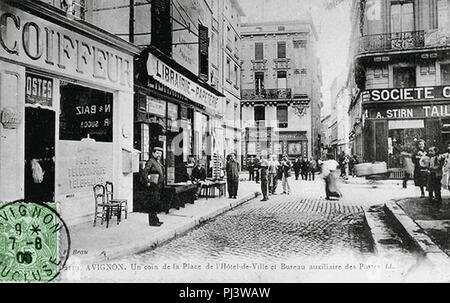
<box><xmin>393</xmin><ymin>67</ymin><xmax>416</xmax><ymax>88</ymax></box>
<box><xmin>441</xmin><ymin>64</ymin><xmax>450</xmax><ymax>85</ymax></box>
<box><xmin>277</xmin><ymin>71</ymin><xmax>287</xmax><ymax>89</ymax></box>
<box><xmin>254</xmin><ymin>106</ymin><xmax>265</xmax><ymax>122</ymax></box>
<box><xmin>226</xmin><ymin>59</ymin><xmax>231</xmax><ymax>81</ymax></box>
<box><xmin>234</xmin><ymin>65</ymin><xmax>239</xmax><ymax>86</ymax></box>
<box><xmin>255</xmin><ymin>43</ymin><xmax>264</xmax><ymax>60</ymax></box>
<box><xmin>391</xmin><ymin>2</ymin><xmax>415</xmax><ymax>32</ymax></box>
<box><xmin>278</xmin><ymin>26</ymin><xmax>285</xmax><ymax>31</ymax></box>
<box><xmin>277</xmin><ymin>42</ymin><xmax>286</xmax><ymax>59</ymax></box>
<box><xmin>277</xmin><ymin>106</ymin><xmax>288</xmax><ymax>128</ymax></box>
<box><xmin>255</xmin><ymin>72</ymin><xmax>265</xmax><ymax>94</ymax></box>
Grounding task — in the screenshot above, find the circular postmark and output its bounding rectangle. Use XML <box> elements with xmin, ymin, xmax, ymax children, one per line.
<box><xmin>0</xmin><ymin>201</ymin><xmax>71</xmax><ymax>282</ymax></box>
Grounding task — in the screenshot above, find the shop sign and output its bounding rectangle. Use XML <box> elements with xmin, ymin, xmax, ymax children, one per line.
<box><xmin>168</xmin><ymin>103</ymin><xmax>178</xmax><ymax>120</ymax></box>
<box><xmin>26</xmin><ymin>74</ymin><xmax>53</xmax><ymax>107</ymax></box>
<box><xmin>0</xmin><ymin>107</ymin><xmax>21</xmax><ymax>129</ymax></box>
<box><xmin>0</xmin><ymin>3</ymin><xmax>133</xmax><ymax>91</ymax></box>
<box><xmin>366</xmin><ymin>104</ymin><xmax>450</xmax><ymax>119</ymax></box>
<box><xmin>147</xmin><ymin>54</ymin><xmax>219</xmax><ymax>112</ymax></box>
<box><xmin>147</xmin><ymin>97</ymin><xmax>166</xmax><ymax>117</ymax></box>
<box><xmin>362</xmin><ymin>86</ymin><xmax>450</xmax><ymax>103</ymax></box>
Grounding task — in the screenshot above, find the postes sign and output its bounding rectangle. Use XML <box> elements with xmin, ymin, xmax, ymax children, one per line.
<box><xmin>362</xmin><ymin>86</ymin><xmax>450</xmax><ymax>102</ymax></box>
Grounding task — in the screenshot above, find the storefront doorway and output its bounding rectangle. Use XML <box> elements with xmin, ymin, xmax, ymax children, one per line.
<box><xmin>24</xmin><ymin>107</ymin><xmax>55</xmax><ymax>202</ymax></box>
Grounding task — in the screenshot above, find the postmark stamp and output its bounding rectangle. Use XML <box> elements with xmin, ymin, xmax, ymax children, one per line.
<box><xmin>0</xmin><ymin>201</ymin><xmax>71</xmax><ymax>282</ymax></box>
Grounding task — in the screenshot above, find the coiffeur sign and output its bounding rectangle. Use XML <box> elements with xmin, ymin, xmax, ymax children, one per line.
<box><xmin>147</xmin><ymin>53</ymin><xmax>219</xmax><ymax>113</ymax></box>
<box><xmin>0</xmin><ymin>3</ymin><xmax>133</xmax><ymax>91</ymax></box>
<box><xmin>362</xmin><ymin>86</ymin><xmax>450</xmax><ymax>102</ymax></box>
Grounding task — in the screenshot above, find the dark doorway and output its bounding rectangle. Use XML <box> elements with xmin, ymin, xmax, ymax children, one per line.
<box><xmin>24</xmin><ymin>107</ymin><xmax>55</xmax><ymax>202</ymax></box>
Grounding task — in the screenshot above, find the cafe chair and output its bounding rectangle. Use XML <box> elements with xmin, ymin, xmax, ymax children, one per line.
<box><xmin>105</xmin><ymin>181</ymin><xmax>128</xmax><ymax>220</ymax></box>
<box><xmin>93</xmin><ymin>184</ymin><xmax>122</xmax><ymax>228</ymax></box>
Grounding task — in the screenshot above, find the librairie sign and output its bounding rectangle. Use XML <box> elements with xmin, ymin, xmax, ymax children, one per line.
<box><xmin>147</xmin><ymin>54</ymin><xmax>219</xmax><ymax>112</ymax></box>
<box><xmin>0</xmin><ymin>3</ymin><xmax>133</xmax><ymax>90</ymax></box>
<box><xmin>362</xmin><ymin>86</ymin><xmax>450</xmax><ymax>102</ymax></box>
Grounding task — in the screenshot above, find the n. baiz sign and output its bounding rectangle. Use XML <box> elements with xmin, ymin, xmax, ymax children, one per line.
<box><xmin>362</xmin><ymin>86</ymin><xmax>450</xmax><ymax>102</ymax></box>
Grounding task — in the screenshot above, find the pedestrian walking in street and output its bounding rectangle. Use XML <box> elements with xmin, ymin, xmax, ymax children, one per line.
<box><xmin>139</xmin><ymin>146</ymin><xmax>165</xmax><ymax>227</ymax></box>
<box><xmin>348</xmin><ymin>155</ymin><xmax>358</xmax><ymax>178</ymax></box>
<box><xmin>259</xmin><ymin>157</ymin><xmax>269</xmax><ymax>201</ymax></box>
<box><xmin>413</xmin><ymin>140</ymin><xmax>428</xmax><ymax>198</ymax></box>
<box><xmin>293</xmin><ymin>157</ymin><xmax>301</xmax><ymax>180</ymax></box>
<box><xmin>226</xmin><ymin>153</ymin><xmax>240</xmax><ymax>199</ymax></box>
<box><xmin>268</xmin><ymin>155</ymin><xmax>280</xmax><ymax>195</ymax></box>
<box><xmin>400</xmin><ymin>151</ymin><xmax>414</xmax><ymax>189</ymax></box>
<box><xmin>191</xmin><ymin>160</ymin><xmax>207</xmax><ymax>199</ymax></box>
<box><xmin>321</xmin><ymin>154</ymin><xmax>341</xmax><ymax>200</ymax></box>
<box><xmin>427</xmin><ymin>146</ymin><xmax>443</xmax><ymax>204</ymax></box>
<box><xmin>281</xmin><ymin>155</ymin><xmax>292</xmax><ymax>195</ymax></box>
<box><xmin>301</xmin><ymin>157</ymin><xmax>308</xmax><ymax>180</ymax></box>
<box><xmin>248</xmin><ymin>157</ymin><xmax>255</xmax><ymax>182</ymax></box>
<box><xmin>308</xmin><ymin>157</ymin><xmax>317</xmax><ymax>181</ymax></box>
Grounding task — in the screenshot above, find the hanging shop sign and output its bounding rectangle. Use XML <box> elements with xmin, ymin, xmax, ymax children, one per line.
<box><xmin>0</xmin><ymin>3</ymin><xmax>133</xmax><ymax>91</ymax></box>
<box><xmin>25</xmin><ymin>74</ymin><xmax>53</xmax><ymax>107</ymax></box>
<box><xmin>146</xmin><ymin>97</ymin><xmax>166</xmax><ymax>117</ymax></box>
<box><xmin>147</xmin><ymin>54</ymin><xmax>219</xmax><ymax>112</ymax></box>
<box><xmin>0</xmin><ymin>107</ymin><xmax>21</xmax><ymax>129</ymax></box>
<box><xmin>362</xmin><ymin>86</ymin><xmax>450</xmax><ymax>103</ymax></box>
<box><xmin>366</xmin><ymin>104</ymin><xmax>450</xmax><ymax>119</ymax></box>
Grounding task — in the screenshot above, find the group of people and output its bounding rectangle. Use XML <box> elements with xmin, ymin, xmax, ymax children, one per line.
<box><xmin>402</xmin><ymin>140</ymin><xmax>450</xmax><ymax>204</ymax></box>
<box><xmin>292</xmin><ymin>157</ymin><xmax>317</xmax><ymax>181</ymax></box>
<box><xmin>258</xmin><ymin>155</ymin><xmax>293</xmax><ymax>201</ymax></box>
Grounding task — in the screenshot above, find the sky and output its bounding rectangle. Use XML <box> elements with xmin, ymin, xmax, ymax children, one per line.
<box><xmin>237</xmin><ymin>0</ymin><xmax>352</xmax><ymax>114</ymax></box>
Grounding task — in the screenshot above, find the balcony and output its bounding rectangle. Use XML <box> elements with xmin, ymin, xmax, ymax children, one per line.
<box><xmin>242</xmin><ymin>88</ymin><xmax>292</xmax><ymax>100</ymax></box>
<box><xmin>358</xmin><ymin>30</ymin><xmax>425</xmax><ymax>54</ymax></box>
<box><xmin>273</xmin><ymin>58</ymin><xmax>291</xmax><ymax>70</ymax></box>
<box><xmin>39</xmin><ymin>0</ymin><xmax>86</xmax><ymax>20</ymax></box>
<box><xmin>251</xmin><ymin>60</ymin><xmax>267</xmax><ymax>71</ymax></box>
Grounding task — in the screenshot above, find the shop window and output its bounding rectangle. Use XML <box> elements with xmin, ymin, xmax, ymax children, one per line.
<box><xmin>277</xmin><ymin>105</ymin><xmax>288</xmax><ymax>128</ymax></box>
<box><xmin>59</xmin><ymin>82</ymin><xmax>113</xmax><ymax>142</ymax></box>
<box><xmin>255</xmin><ymin>42</ymin><xmax>264</xmax><ymax>60</ymax></box>
<box><xmin>393</xmin><ymin>66</ymin><xmax>416</xmax><ymax>88</ymax></box>
<box><xmin>441</xmin><ymin>64</ymin><xmax>450</xmax><ymax>85</ymax></box>
<box><xmin>277</xmin><ymin>42</ymin><xmax>286</xmax><ymax>59</ymax></box>
<box><xmin>277</xmin><ymin>71</ymin><xmax>287</xmax><ymax>89</ymax></box>
<box><xmin>255</xmin><ymin>72</ymin><xmax>265</xmax><ymax>94</ymax></box>
<box><xmin>390</xmin><ymin>2</ymin><xmax>415</xmax><ymax>33</ymax></box>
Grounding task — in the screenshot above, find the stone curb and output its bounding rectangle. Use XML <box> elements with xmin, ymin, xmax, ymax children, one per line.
<box><xmin>362</xmin><ymin>211</ymin><xmax>379</xmax><ymax>255</ymax></box>
<box><xmin>384</xmin><ymin>200</ymin><xmax>450</xmax><ymax>271</ymax></box>
<box><xmin>76</xmin><ymin>192</ymin><xmax>260</xmax><ymax>265</ymax></box>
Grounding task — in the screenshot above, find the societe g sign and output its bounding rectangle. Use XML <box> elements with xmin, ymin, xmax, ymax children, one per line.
<box><xmin>362</xmin><ymin>86</ymin><xmax>450</xmax><ymax>102</ymax></box>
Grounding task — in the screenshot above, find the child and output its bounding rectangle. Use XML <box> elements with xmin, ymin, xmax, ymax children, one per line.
<box><xmin>427</xmin><ymin>147</ymin><xmax>443</xmax><ymax>204</ymax></box>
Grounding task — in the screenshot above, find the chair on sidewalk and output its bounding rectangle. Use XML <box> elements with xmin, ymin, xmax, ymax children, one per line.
<box><xmin>93</xmin><ymin>184</ymin><xmax>122</xmax><ymax>228</ymax></box>
<box><xmin>105</xmin><ymin>181</ymin><xmax>128</xmax><ymax>220</ymax></box>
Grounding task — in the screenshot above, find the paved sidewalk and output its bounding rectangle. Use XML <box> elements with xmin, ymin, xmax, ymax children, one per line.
<box><xmin>384</xmin><ymin>196</ymin><xmax>450</xmax><ymax>277</ymax></box>
<box><xmin>66</xmin><ymin>181</ymin><xmax>260</xmax><ymax>265</ymax></box>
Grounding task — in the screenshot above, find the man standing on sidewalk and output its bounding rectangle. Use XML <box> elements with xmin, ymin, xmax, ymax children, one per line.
<box><xmin>248</xmin><ymin>157</ymin><xmax>255</xmax><ymax>182</ymax></box>
<box><xmin>260</xmin><ymin>157</ymin><xmax>269</xmax><ymax>201</ymax></box>
<box><xmin>226</xmin><ymin>153</ymin><xmax>240</xmax><ymax>199</ymax></box>
<box><xmin>281</xmin><ymin>155</ymin><xmax>292</xmax><ymax>195</ymax></box>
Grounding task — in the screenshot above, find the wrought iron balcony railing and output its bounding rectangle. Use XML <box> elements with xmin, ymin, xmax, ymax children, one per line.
<box><xmin>359</xmin><ymin>30</ymin><xmax>425</xmax><ymax>54</ymax></box>
<box><xmin>39</xmin><ymin>0</ymin><xmax>86</xmax><ymax>20</ymax></box>
<box><xmin>242</xmin><ymin>88</ymin><xmax>292</xmax><ymax>100</ymax></box>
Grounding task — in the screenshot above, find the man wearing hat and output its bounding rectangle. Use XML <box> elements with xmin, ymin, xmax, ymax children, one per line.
<box><xmin>226</xmin><ymin>153</ymin><xmax>240</xmax><ymax>199</ymax></box>
<box><xmin>140</xmin><ymin>146</ymin><xmax>165</xmax><ymax>226</ymax></box>
<box><xmin>259</xmin><ymin>156</ymin><xmax>269</xmax><ymax>201</ymax></box>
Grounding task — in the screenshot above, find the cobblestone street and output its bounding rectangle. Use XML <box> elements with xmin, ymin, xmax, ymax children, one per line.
<box><xmin>76</xmin><ymin>178</ymin><xmax>434</xmax><ymax>282</ymax></box>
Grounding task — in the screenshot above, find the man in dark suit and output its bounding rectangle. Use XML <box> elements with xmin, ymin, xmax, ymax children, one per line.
<box><xmin>140</xmin><ymin>146</ymin><xmax>165</xmax><ymax>226</ymax></box>
<box><xmin>248</xmin><ymin>157</ymin><xmax>255</xmax><ymax>181</ymax></box>
<box><xmin>226</xmin><ymin>153</ymin><xmax>240</xmax><ymax>199</ymax></box>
